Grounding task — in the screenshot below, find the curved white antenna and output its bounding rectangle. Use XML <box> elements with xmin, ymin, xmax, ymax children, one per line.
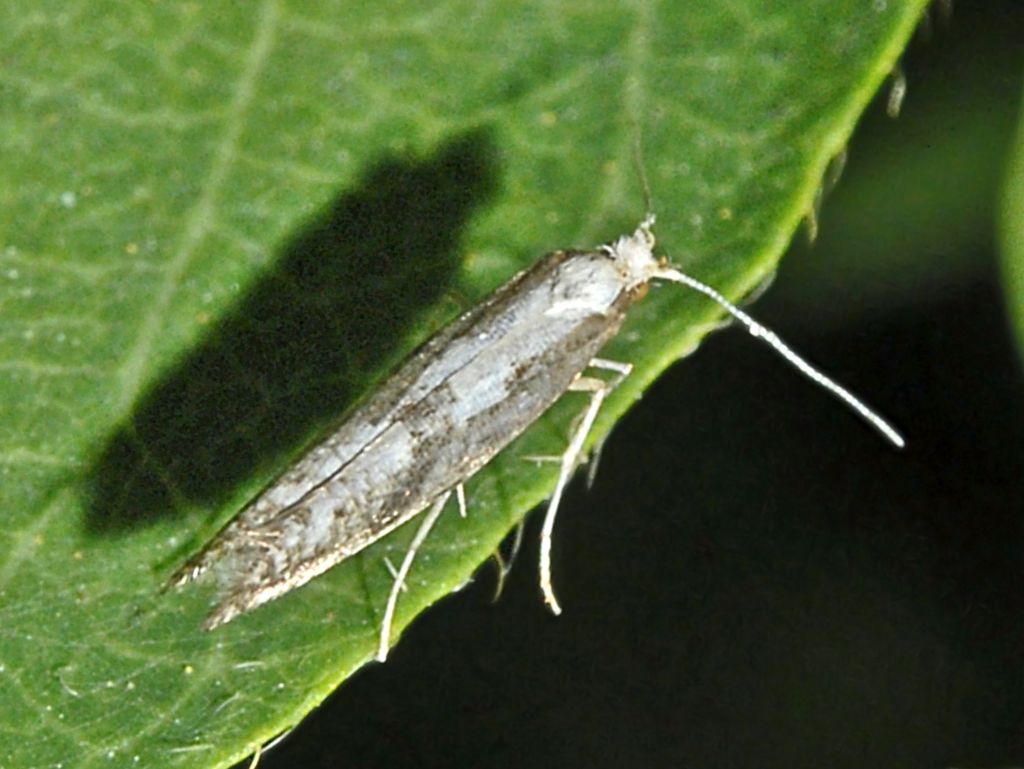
<box><xmin>655</xmin><ymin>267</ymin><xmax>905</xmax><ymax>449</ymax></box>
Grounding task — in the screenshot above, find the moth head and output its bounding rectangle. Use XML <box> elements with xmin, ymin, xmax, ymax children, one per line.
<box><xmin>601</xmin><ymin>213</ymin><xmax>661</xmax><ymax>290</ymax></box>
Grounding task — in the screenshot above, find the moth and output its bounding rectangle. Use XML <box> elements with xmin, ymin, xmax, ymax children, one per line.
<box><xmin>169</xmin><ymin>216</ymin><xmax>903</xmax><ymax>660</ymax></box>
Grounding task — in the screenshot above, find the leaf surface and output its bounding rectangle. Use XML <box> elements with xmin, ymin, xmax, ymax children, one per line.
<box><xmin>0</xmin><ymin>2</ymin><xmax>928</xmax><ymax>766</ymax></box>
<box><xmin>1001</xmin><ymin>83</ymin><xmax>1024</xmax><ymax>358</ymax></box>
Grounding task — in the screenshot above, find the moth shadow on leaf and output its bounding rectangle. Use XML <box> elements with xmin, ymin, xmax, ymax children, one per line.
<box><xmin>84</xmin><ymin>129</ymin><xmax>499</xmax><ymax>536</ymax></box>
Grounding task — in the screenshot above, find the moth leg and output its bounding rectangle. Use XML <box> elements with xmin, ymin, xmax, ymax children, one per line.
<box><xmin>245</xmin><ymin>724</ymin><xmax>294</xmax><ymax>769</ymax></box>
<box><xmin>377</xmin><ymin>491</ymin><xmax>452</xmax><ymax>662</ymax></box>
<box><xmin>456</xmin><ymin>482</ymin><xmax>468</xmax><ymax>518</ymax></box>
<box><xmin>584</xmin><ymin>433</ymin><xmax>609</xmax><ymax>491</ymax></box>
<box><xmin>522</xmin><ymin>359</ymin><xmax>632</xmax><ymax>473</ymax></box>
<box><xmin>588</xmin><ymin>357</ymin><xmax>633</xmax><ymax>381</ymax></box>
<box><xmin>521</xmin><ymin>453</ymin><xmax>563</xmax><ymax>464</ymax></box>
<box><xmin>490</xmin><ymin>519</ymin><xmax>525</xmax><ymax>602</ymax></box>
<box><xmin>382</xmin><ymin>557</ymin><xmax>408</xmax><ymax>593</ymax></box>
<box><xmin>581</xmin><ymin>358</ymin><xmax>632</xmax><ymax>488</ymax></box>
<box><xmin>539</xmin><ymin>373</ymin><xmax>616</xmax><ymax>615</ymax></box>
<box><xmin>386</xmin><ymin>488</ymin><xmax>465</xmax><ymax>595</ymax></box>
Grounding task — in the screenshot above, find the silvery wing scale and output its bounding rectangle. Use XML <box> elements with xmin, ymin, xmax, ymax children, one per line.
<box><xmin>170</xmin><ymin>216</ymin><xmax>903</xmax><ymax>659</ymax></box>
<box><xmin>170</xmin><ymin>219</ymin><xmax>666</xmax><ymax>631</ymax></box>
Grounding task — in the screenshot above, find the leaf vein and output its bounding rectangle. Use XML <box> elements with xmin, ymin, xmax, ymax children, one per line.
<box><xmin>112</xmin><ymin>0</ymin><xmax>282</xmax><ymax>417</ymax></box>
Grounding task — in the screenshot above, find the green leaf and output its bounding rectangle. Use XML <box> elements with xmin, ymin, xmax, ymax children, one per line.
<box><xmin>1001</xmin><ymin>83</ymin><xmax>1024</xmax><ymax>359</ymax></box>
<box><xmin>779</xmin><ymin>8</ymin><xmax>1024</xmax><ymax>325</ymax></box>
<box><xmin>0</xmin><ymin>2</ymin><xmax>928</xmax><ymax>766</ymax></box>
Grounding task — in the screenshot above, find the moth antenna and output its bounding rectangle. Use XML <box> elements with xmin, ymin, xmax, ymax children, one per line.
<box><xmin>655</xmin><ymin>267</ymin><xmax>905</xmax><ymax>449</ymax></box>
<box><xmin>630</xmin><ymin>114</ymin><xmax>654</xmax><ymax>216</ymax></box>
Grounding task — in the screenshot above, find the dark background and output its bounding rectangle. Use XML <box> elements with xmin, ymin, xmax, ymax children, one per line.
<box><xmin>245</xmin><ymin>4</ymin><xmax>1024</xmax><ymax>767</ymax></box>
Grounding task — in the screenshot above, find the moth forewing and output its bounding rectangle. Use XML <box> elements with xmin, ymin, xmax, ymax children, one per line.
<box><xmin>170</xmin><ymin>221</ymin><xmax>663</xmax><ymax>633</ymax></box>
